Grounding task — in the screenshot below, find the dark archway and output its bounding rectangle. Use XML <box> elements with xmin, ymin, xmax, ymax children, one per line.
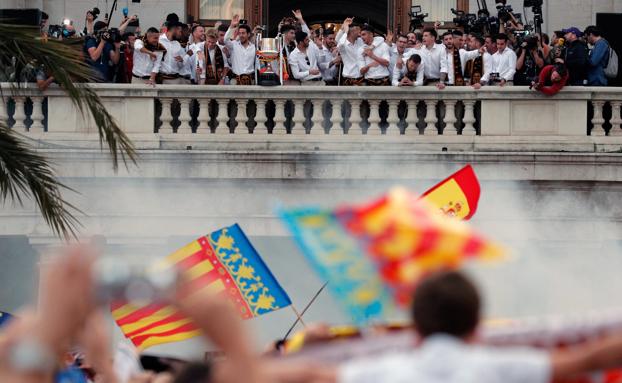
<box><xmin>265</xmin><ymin>0</ymin><xmax>388</xmax><ymax>35</ymax></box>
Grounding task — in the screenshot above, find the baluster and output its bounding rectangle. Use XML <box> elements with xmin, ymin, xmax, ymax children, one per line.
<box><xmin>178</xmin><ymin>98</ymin><xmax>192</xmax><ymax>133</ymax></box>
<box><xmin>12</xmin><ymin>96</ymin><xmax>27</xmax><ymax>131</ymax></box>
<box><xmin>273</xmin><ymin>99</ymin><xmax>287</xmax><ymax>135</ymax></box>
<box><xmin>348</xmin><ymin>100</ymin><xmax>363</xmax><ymax>135</ymax></box>
<box><xmin>366</xmin><ymin>100</ymin><xmax>382</xmax><ymax>135</ymax></box>
<box><xmin>291</xmin><ymin>99</ymin><xmax>306</xmax><ymax>135</ymax></box>
<box><xmin>386</xmin><ymin>99</ymin><xmax>401</xmax><ymax>136</ymax></box>
<box><xmin>591</xmin><ymin>100</ymin><xmax>606</xmax><ymax>136</ymax></box>
<box><xmin>215</xmin><ymin>98</ymin><xmax>229</xmax><ymax>134</ymax></box>
<box><xmin>443</xmin><ymin>100</ymin><xmax>458</xmax><ymax>135</ymax></box>
<box><xmin>254</xmin><ymin>99</ymin><xmax>268</xmax><ymax>134</ymax></box>
<box><xmin>329</xmin><ymin>100</ymin><xmax>344</xmax><ymax>135</ymax></box>
<box><xmin>424</xmin><ymin>99</ymin><xmax>438</xmax><ymax>135</ymax></box>
<box><xmin>236</xmin><ymin>99</ymin><xmax>249</xmax><ymax>134</ymax></box>
<box><xmin>609</xmin><ymin>101</ymin><xmax>622</xmax><ymax>136</ymax></box>
<box><xmin>310</xmin><ymin>100</ymin><xmax>325</xmax><ymax>135</ymax></box>
<box><xmin>0</xmin><ymin>96</ymin><xmax>8</xmax><ymax>126</ymax></box>
<box><xmin>159</xmin><ymin>98</ymin><xmax>174</xmax><ymax>133</ymax></box>
<box><xmin>29</xmin><ymin>96</ymin><xmax>45</xmax><ymax>132</ymax></box>
<box><xmin>405</xmin><ymin>100</ymin><xmax>419</xmax><ymax>136</ymax></box>
<box><xmin>196</xmin><ymin>98</ymin><xmax>210</xmax><ymax>134</ymax></box>
<box><xmin>462</xmin><ymin>100</ymin><xmax>477</xmax><ymax>136</ymax></box>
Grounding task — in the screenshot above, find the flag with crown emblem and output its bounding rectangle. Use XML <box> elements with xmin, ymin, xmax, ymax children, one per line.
<box><xmin>280</xmin><ymin>165</ymin><xmax>502</xmax><ymax>325</ymax></box>
<box><xmin>112</xmin><ymin>224</ymin><xmax>291</xmax><ymax>350</ymax></box>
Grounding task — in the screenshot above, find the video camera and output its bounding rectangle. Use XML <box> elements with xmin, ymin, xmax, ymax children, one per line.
<box><xmin>495</xmin><ymin>2</ymin><xmax>515</xmax><ymax>23</ymax></box>
<box><xmin>97</xmin><ymin>27</ymin><xmax>122</xmax><ymax>43</ymax></box>
<box><xmin>408</xmin><ymin>5</ymin><xmax>428</xmax><ymax>32</ymax></box>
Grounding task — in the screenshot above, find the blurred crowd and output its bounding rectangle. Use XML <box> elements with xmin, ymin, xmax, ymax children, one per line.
<box><xmin>5</xmin><ymin>247</ymin><xmax>622</xmax><ymax>383</ymax></box>
<box><xmin>32</xmin><ymin>7</ymin><xmax>617</xmax><ymax>92</ymax></box>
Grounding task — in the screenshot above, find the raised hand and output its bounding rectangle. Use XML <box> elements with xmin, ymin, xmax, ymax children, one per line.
<box><xmin>231</xmin><ymin>14</ymin><xmax>240</xmax><ymax>27</ymax></box>
<box><xmin>386</xmin><ymin>30</ymin><xmax>394</xmax><ymax>44</ymax></box>
<box><xmin>292</xmin><ymin>9</ymin><xmax>303</xmax><ymax>20</ymax></box>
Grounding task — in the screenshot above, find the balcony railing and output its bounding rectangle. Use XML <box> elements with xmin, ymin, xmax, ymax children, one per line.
<box><xmin>2</xmin><ymin>84</ymin><xmax>622</xmax><ymax>142</ymax></box>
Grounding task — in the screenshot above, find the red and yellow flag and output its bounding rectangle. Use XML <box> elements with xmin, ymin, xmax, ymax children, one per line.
<box><xmin>112</xmin><ymin>224</ymin><xmax>291</xmax><ymax>350</ymax></box>
<box><xmin>421</xmin><ymin>165</ymin><xmax>480</xmax><ymax>220</ymax></box>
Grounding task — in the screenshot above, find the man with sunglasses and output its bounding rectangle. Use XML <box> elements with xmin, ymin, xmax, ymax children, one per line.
<box><xmin>289</xmin><ymin>31</ymin><xmax>325</xmax><ymax>85</ymax></box>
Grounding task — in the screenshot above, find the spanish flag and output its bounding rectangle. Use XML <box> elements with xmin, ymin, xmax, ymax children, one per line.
<box><xmin>421</xmin><ymin>165</ymin><xmax>480</xmax><ymax>220</ymax></box>
<box><xmin>112</xmin><ymin>224</ymin><xmax>291</xmax><ymax>350</ymax></box>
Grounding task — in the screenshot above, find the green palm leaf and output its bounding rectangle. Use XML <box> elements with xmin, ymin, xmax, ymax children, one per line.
<box><xmin>0</xmin><ymin>122</ymin><xmax>80</xmax><ymax>239</ymax></box>
<box><xmin>0</xmin><ymin>23</ymin><xmax>137</xmax><ymax>169</ymax></box>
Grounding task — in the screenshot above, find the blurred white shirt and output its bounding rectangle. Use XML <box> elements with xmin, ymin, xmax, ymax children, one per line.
<box><xmin>338</xmin><ymin>335</ymin><xmax>551</xmax><ymax>383</ymax></box>
<box><xmin>132</xmin><ymin>39</ymin><xmax>163</xmax><ymax>77</ymax></box>
<box><xmin>158</xmin><ymin>34</ymin><xmax>184</xmax><ymax>75</ymax></box>
<box><xmin>492</xmin><ymin>48</ymin><xmax>518</xmax><ymax>81</ymax></box>
<box><xmin>357</xmin><ymin>37</ymin><xmax>390</xmax><ymax>80</ymax></box>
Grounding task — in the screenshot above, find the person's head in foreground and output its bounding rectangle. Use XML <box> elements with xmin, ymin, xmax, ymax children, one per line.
<box><xmin>412</xmin><ymin>270</ymin><xmax>480</xmax><ymax>341</ymax></box>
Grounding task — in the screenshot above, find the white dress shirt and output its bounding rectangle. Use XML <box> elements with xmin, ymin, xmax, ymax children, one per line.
<box><xmin>186</xmin><ymin>42</ymin><xmax>204</xmax><ymax>81</ymax></box>
<box><xmin>338</xmin><ymin>335</ymin><xmax>551</xmax><ymax>383</ymax></box>
<box><xmin>492</xmin><ymin>48</ymin><xmax>518</xmax><ymax>81</ymax></box>
<box><xmin>392</xmin><ymin>59</ymin><xmax>424</xmax><ymax>86</ymax></box>
<box><xmin>158</xmin><ymin>34</ymin><xmax>184</xmax><ymax>75</ymax></box>
<box><xmin>193</xmin><ymin>45</ymin><xmax>230</xmax><ymax>81</ymax></box>
<box><xmin>357</xmin><ymin>37</ymin><xmax>390</xmax><ymax>79</ymax></box>
<box><xmin>441</xmin><ymin>48</ymin><xmax>482</xmax><ymax>85</ymax></box>
<box><xmin>466</xmin><ymin>52</ymin><xmax>493</xmax><ymax>84</ymax></box>
<box><xmin>224</xmin><ymin>29</ymin><xmax>256</xmax><ymax>75</ymax></box>
<box><xmin>337</xmin><ymin>33</ymin><xmax>364</xmax><ymax>78</ymax></box>
<box><xmin>318</xmin><ymin>45</ymin><xmax>339</xmax><ymax>81</ymax></box>
<box><xmin>132</xmin><ymin>39</ymin><xmax>163</xmax><ymax>77</ymax></box>
<box><xmin>419</xmin><ymin>43</ymin><xmax>445</xmax><ymax>80</ymax></box>
<box><xmin>289</xmin><ymin>43</ymin><xmax>323</xmax><ymax>81</ymax></box>
<box><xmin>389</xmin><ymin>47</ymin><xmax>418</xmax><ymax>78</ymax></box>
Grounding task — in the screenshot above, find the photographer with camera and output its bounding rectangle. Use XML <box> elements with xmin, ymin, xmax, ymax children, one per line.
<box><xmin>84</xmin><ymin>21</ymin><xmax>121</xmax><ymax>82</ymax></box>
<box><xmin>83</xmin><ymin>7</ymin><xmax>100</xmax><ymax>37</ymax></box>
<box><xmin>514</xmin><ymin>35</ymin><xmax>545</xmax><ymax>86</ymax></box>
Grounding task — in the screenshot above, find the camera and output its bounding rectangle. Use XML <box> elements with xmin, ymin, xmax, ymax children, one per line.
<box><xmin>451</xmin><ymin>8</ymin><xmax>477</xmax><ymax>33</ymax></box>
<box><xmin>408</xmin><ymin>5</ymin><xmax>428</xmax><ymax>32</ymax></box>
<box><xmin>98</xmin><ymin>27</ymin><xmax>122</xmax><ymax>43</ymax></box>
<box><xmin>521</xmin><ymin>35</ymin><xmax>538</xmax><ymax>50</ymax></box>
<box><xmin>496</xmin><ymin>3</ymin><xmax>514</xmax><ymax>23</ymax></box>
<box><xmin>239</xmin><ymin>19</ymin><xmax>248</xmax><ymax>25</ymax></box>
<box><xmin>87</xmin><ymin>7</ymin><xmax>100</xmax><ymax>19</ymax></box>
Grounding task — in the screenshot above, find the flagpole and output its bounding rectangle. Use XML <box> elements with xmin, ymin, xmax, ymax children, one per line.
<box><xmin>290</xmin><ymin>305</ymin><xmax>307</xmax><ymax>328</ymax></box>
<box><xmin>282</xmin><ymin>281</ymin><xmax>329</xmax><ymax>342</ymax></box>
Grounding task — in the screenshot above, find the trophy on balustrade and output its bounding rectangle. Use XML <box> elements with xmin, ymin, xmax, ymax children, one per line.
<box><xmin>255</xmin><ymin>30</ymin><xmax>285</xmax><ymax>86</ymax></box>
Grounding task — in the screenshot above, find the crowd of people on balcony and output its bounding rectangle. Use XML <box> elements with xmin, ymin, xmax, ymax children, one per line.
<box><xmin>33</xmin><ymin>7</ymin><xmax>618</xmax><ymax>92</ymax></box>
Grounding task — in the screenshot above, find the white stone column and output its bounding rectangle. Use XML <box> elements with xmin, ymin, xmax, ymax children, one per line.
<box><xmin>236</xmin><ymin>99</ymin><xmax>249</xmax><ymax>134</ymax></box>
<box><xmin>405</xmin><ymin>100</ymin><xmax>419</xmax><ymax>136</ymax></box>
<box><xmin>273</xmin><ymin>100</ymin><xmax>287</xmax><ymax>135</ymax></box>
<box><xmin>12</xmin><ymin>96</ymin><xmax>27</xmax><ymax>131</ymax></box>
<box><xmin>610</xmin><ymin>101</ymin><xmax>622</xmax><ymax>136</ymax></box>
<box><xmin>329</xmin><ymin>100</ymin><xmax>343</xmax><ymax>135</ymax></box>
<box><xmin>348</xmin><ymin>100</ymin><xmax>363</xmax><ymax>135</ymax></box>
<box><xmin>291</xmin><ymin>99</ymin><xmax>306</xmax><ymax>135</ymax></box>
<box><xmin>29</xmin><ymin>96</ymin><xmax>45</xmax><ymax>132</ymax></box>
<box><xmin>443</xmin><ymin>100</ymin><xmax>458</xmax><ymax>135</ymax></box>
<box><xmin>196</xmin><ymin>98</ymin><xmax>210</xmax><ymax>134</ymax></box>
<box><xmin>309</xmin><ymin>100</ymin><xmax>325</xmax><ymax>136</ymax></box>
<box><xmin>424</xmin><ymin>99</ymin><xmax>438</xmax><ymax>136</ymax></box>
<box><xmin>386</xmin><ymin>99</ymin><xmax>401</xmax><ymax>136</ymax></box>
<box><xmin>178</xmin><ymin>98</ymin><xmax>192</xmax><ymax>133</ymax></box>
<box><xmin>254</xmin><ymin>99</ymin><xmax>268</xmax><ymax>135</ymax></box>
<box><xmin>367</xmin><ymin>100</ymin><xmax>382</xmax><ymax>135</ymax></box>
<box><xmin>215</xmin><ymin>98</ymin><xmax>229</xmax><ymax>135</ymax></box>
<box><xmin>462</xmin><ymin>100</ymin><xmax>477</xmax><ymax>136</ymax></box>
<box><xmin>159</xmin><ymin>98</ymin><xmax>174</xmax><ymax>133</ymax></box>
<box><xmin>591</xmin><ymin>101</ymin><xmax>606</xmax><ymax>136</ymax></box>
<box><xmin>0</xmin><ymin>96</ymin><xmax>8</xmax><ymax>126</ymax></box>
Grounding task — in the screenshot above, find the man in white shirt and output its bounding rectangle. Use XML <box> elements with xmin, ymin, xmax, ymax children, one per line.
<box><xmin>392</xmin><ymin>53</ymin><xmax>424</xmax><ymax>86</ymax></box>
<box><xmin>337</xmin><ymin>17</ymin><xmax>365</xmax><ymax>86</ymax></box>
<box><xmin>357</xmin><ymin>25</ymin><xmax>391</xmax><ymax>86</ymax></box>
<box><xmin>389</xmin><ymin>35</ymin><xmax>419</xmax><ymax>81</ymax></box>
<box><xmin>224</xmin><ymin>15</ymin><xmax>256</xmax><ymax>85</ymax></box>
<box><xmin>438</xmin><ymin>30</ymin><xmax>483</xmax><ymax>89</ymax></box>
<box><xmin>131</xmin><ymin>27</ymin><xmax>164</xmax><ymax>85</ymax></box>
<box><xmin>318</xmin><ymin>28</ymin><xmax>341</xmax><ymax>85</ymax></box>
<box><xmin>418</xmin><ymin>27</ymin><xmax>445</xmax><ymax>85</ymax></box>
<box><xmin>289</xmin><ymin>31</ymin><xmax>324</xmax><ymax>85</ymax></box>
<box><xmin>491</xmin><ymin>33</ymin><xmax>517</xmax><ymax>86</ymax></box>
<box><xmin>187</xmin><ymin>25</ymin><xmax>205</xmax><ymax>83</ymax></box>
<box><xmin>314</xmin><ymin>271</ymin><xmax>622</xmax><ymax>383</ymax></box>
<box><xmin>195</xmin><ymin>29</ymin><xmax>229</xmax><ymax>85</ymax></box>
<box><xmin>465</xmin><ymin>34</ymin><xmax>493</xmax><ymax>89</ymax></box>
<box><xmin>158</xmin><ymin>20</ymin><xmax>189</xmax><ymax>84</ymax></box>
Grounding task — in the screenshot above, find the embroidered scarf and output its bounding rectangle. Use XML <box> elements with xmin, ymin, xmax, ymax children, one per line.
<box><xmin>452</xmin><ymin>48</ymin><xmax>465</xmax><ymax>86</ymax></box>
<box><xmin>467</xmin><ymin>56</ymin><xmax>484</xmax><ymax>85</ymax></box>
<box><xmin>204</xmin><ymin>45</ymin><xmax>226</xmax><ymax>85</ymax></box>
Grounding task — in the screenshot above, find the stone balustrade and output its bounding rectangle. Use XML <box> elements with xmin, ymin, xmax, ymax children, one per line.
<box><xmin>2</xmin><ymin>83</ymin><xmax>622</xmax><ymax>141</ymax></box>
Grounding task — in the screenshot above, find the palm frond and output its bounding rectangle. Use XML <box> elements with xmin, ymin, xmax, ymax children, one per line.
<box><xmin>0</xmin><ymin>23</ymin><xmax>137</xmax><ymax>170</ymax></box>
<box><xmin>0</xmin><ymin>122</ymin><xmax>81</xmax><ymax>240</ymax></box>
